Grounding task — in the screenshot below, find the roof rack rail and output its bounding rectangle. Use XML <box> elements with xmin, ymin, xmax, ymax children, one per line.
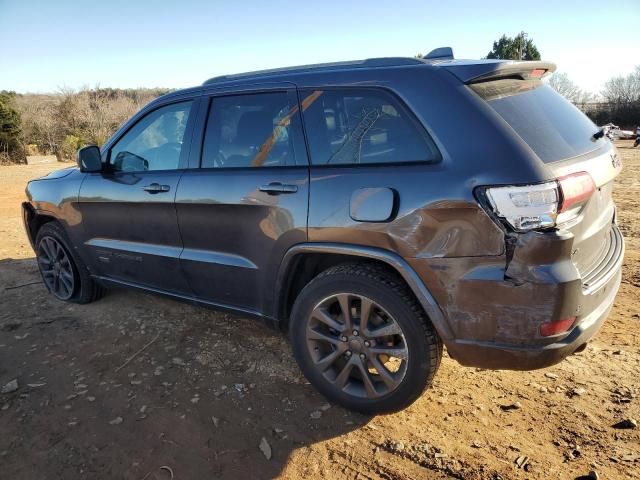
<box><xmin>203</xmin><ymin>57</ymin><xmax>424</xmax><ymax>85</ymax></box>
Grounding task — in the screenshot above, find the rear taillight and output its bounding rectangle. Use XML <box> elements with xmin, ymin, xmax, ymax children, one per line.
<box><xmin>556</xmin><ymin>172</ymin><xmax>596</xmax><ymax>224</ymax></box>
<box><xmin>485</xmin><ymin>181</ymin><xmax>559</xmax><ymax>231</ymax></box>
<box><xmin>484</xmin><ymin>172</ymin><xmax>594</xmax><ymax>232</ymax></box>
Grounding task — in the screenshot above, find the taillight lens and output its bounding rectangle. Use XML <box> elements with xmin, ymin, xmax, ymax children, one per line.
<box><xmin>556</xmin><ymin>172</ymin><xmax>596</xmax><ymax>224</ymax></box>
<box><xmin>484</xmin><ymin>172</ymin><xmax>594</xmax><ymax>232</ymax></box>
<box><xmin>485</xmin><ymin>181</ymin><xmax>559</xmax><ymax>231</ymax></box>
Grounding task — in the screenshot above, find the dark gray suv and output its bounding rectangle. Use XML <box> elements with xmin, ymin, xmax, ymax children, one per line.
<box><xmin>23</xmin><ymin>49</ymin><xmax>624</xmax><ymax>413</ymax></box>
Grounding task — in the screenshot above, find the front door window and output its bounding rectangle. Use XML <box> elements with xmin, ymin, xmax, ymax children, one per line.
<box><xmin>110</xmin><ymin>101</ymin><xmax>193</xmax><ymax>172</ymax></box>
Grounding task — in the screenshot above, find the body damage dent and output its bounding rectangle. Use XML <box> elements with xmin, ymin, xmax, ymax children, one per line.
<box><xmin>503</xmin><ymin>233</ymin><xmax>522</xmax><ymax>285</ymax></box>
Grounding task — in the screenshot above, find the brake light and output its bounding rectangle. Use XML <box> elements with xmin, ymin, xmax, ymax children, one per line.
<box><xmin>483</xmin><ymin>172</ymin><xmax>594</xmax><ymax>232</ymax></box>
<box><xmin>557</xmin><ymin>172</ymin><xmax>596</xmax><ymax>213</ymax></box>
<box><xmin>540</xmin><ymin>317</ymin><xmax>575</xmax><ymax>337</ymax></box>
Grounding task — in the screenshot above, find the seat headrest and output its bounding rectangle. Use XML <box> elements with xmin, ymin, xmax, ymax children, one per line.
<box><xmin>235</xmin><ymin>110</ymin><xmax>274</xmax><ymax>146</ymax></box>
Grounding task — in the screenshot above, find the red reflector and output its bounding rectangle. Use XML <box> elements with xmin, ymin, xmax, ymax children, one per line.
<box><xmin>540</xmin><ymin>317</ymin><xmax>576</xmax><ymax>337</ymax></box>
<box><xmin>531</xmin><ymin>69</ymin><xmax>546</xmax><ymax>78</ymax></box>
<box><xmin>557</xmin><ymin>172</ymin><xmax>595</xmax><ymax>213</ymax></box>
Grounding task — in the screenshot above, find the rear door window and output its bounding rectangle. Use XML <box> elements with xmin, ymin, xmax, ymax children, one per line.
<box><xmin>201</xmin><ymin>91</ymin><xmax>306</xmax><ymax>168</ymax></box>
<box><xmin>300</xmin><ymin>88</ymin><xmax>440</xmax><ymax>166</ymax></box>
<box><xmin>470</xmin><ymin>79</ymin><xmax>605</xmax><ymax>163</ymax></box>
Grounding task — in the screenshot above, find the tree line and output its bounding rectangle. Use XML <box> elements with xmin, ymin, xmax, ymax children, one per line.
<box><xmin>549</xmin><ymin>67</ymin><xmax>640</xmax><ymax>128</ymax></box>
<box><xmin>0</xmin><ymin>87</ymin><xmax>170</xmax><ymax>164</ymax></box>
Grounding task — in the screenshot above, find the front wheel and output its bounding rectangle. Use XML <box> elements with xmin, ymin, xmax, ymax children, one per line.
<box><xmin>290</xmin><ymin>263</ymin><xmax>442</xmax><ymax>414</ymax></box>
<box><xmin>35</xmin><ymin>221</ymin><xmax>104</xmax><ymax>304</ymax></box>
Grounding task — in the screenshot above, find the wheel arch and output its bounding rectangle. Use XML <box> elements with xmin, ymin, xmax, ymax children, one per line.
<box><xmin>275</xmin><ymin>243</ymin><xmax>453</xmax><ymax>341</ymax></box>
<box><xmin>22</xmin><ymin>204</ymin><xmax>58</xmax><ymax>250</ymax></box>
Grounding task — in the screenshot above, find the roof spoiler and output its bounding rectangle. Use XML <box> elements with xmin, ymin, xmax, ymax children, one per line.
<box><xmin>440</xmin><ymin>60</ymin><xmax>557</xmax><ymax>84</ymax></box>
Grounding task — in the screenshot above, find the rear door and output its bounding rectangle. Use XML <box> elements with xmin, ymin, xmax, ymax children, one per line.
<box><xmin>175</xmin><ymin>86</ymin><xmax>309</xmax><ymax>313</ymax></box>
<box><xmin>78</xmin><ymin>99</ymin><xmax>197</xmax><ymax>294</ymax></box>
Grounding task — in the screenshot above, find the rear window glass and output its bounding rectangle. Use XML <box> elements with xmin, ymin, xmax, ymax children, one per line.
<box><xmin>471</xmin><ymin>79</ymin><xmax>604</xmax><ymax>163</ymax></box>
<box><xmin>300</xmin><ymin>88</ymin><xmax>440</xmax><ymax>166</ymax></box>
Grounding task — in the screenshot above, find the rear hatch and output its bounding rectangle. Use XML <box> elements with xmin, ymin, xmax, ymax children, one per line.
<box><xmin>467</xmin><ymin>68</ymin><xmax>622</xmax><ymax>290</ymax></box>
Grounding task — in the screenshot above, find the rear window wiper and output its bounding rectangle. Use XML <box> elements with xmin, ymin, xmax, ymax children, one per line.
<box><xmin>592</xmin><ymin>128</ymin><xmax>606</xmax><ymax>140</ymax></box>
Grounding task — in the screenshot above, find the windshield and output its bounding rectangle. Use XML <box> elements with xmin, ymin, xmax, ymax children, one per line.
<box><xmin>470</xmin><ymin>79</ymin><xmax>604</xmax><ymax>163</ymax></box>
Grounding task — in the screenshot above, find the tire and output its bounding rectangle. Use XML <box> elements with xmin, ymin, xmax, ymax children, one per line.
<box><xmin>290</xmin><ymin>263</ymin><xmax>442</xmax><ymax>414</ymax></box>
<box><xmin>35</xmin><ymin>221</ymin><xmax>104</xmax><ymax>304</ymax></box>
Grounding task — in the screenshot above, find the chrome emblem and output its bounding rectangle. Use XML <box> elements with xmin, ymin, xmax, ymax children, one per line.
<box><xmin>611</xmin><ymin>153</ymin><xmax>621</xmax><ymax>169</ymax></box>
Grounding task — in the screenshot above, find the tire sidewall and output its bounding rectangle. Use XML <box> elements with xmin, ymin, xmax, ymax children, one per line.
<box><xmin>290</xmin><ymin>271</ymin><xmax>437</xmax><ymax>414</ymax></box>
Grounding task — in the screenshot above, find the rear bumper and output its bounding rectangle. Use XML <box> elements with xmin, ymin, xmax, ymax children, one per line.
<box><xmin>445</xmin><ymin>265</ymin><xmax>621</xmax><ymax>369</ymax></box>
<box><xmin>409</xmin><ymin>224</ymin><xmax>624</xmax><ymax>370</ymax></box>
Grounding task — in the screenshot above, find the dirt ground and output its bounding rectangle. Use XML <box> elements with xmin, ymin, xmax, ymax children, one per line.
<box><xmin>1</xmin><ymin>142</ymin><xmax>638</xmax><ymax>480</ymax></box>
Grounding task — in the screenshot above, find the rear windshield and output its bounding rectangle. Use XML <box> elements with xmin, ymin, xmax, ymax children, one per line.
<box><xmin>470</xmin><ymin>79</ymin><xmax>604</xmax><ymax>163</ymax></box>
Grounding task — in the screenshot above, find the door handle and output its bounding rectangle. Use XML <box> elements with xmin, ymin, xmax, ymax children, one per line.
<box><xmin>259</xmin><ymin>183</ymin><xmax>298</xmax><ymax>195</ymax></box>
<box><xmin>143</xmin><ymin>183</ymin><xmax>170</xmax><ymax>194</ymax></box>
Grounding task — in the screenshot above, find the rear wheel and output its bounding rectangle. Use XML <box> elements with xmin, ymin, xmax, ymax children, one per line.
<box><xmin>35</xmin><ymin>222</ymin><xmax>104</xmax><ymax>304</ymax></box>
<box><xmin>290</xmin><ymin>263</ymin><xmax>442</xmax><ymax>414</ymax></box>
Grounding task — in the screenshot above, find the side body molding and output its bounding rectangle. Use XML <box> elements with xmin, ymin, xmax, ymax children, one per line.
<box><xmin>276</xmin><ymin>243</ymin><xmax>453</xmax><ymax>341</ymax></box>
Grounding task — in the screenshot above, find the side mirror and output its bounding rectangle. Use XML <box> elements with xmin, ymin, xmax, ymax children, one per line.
<box><xmin>76</xmin><ymin>145</ymin><xmax>102</xmax><ymax>173</ymax></box>
<box><xmin>113</xmin><ymin>151</ymin><xmax>149</xmax><ymax>172</ymax></box>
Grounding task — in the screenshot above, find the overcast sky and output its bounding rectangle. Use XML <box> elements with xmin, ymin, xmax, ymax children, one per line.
<box><xmin>1</xmin><ymin>0</ymin><xmax>638</xmax><ymax>94</ymax></box>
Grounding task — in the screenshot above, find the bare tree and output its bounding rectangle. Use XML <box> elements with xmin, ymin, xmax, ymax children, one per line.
<box><xmin>547</xmin><ymin>72</ymin><xmax>595</xmax><ymax>109</ymax></box>
<box><xmin>601</xmin><ymin>66</ymin><xmax>640</xmax><ymax>106</ymax></box>
<box><xmin>15</xmin><ymin>94</ymin><xmax>62</xmax><ymax>156</ymax></box>
<box><xmin>14</xmin><ymin>87</ymin><xmax>169</xmax><ymax>160</ymax></box>
<box><xmin>548</xmin><ymin>73</ymin><xmax>580</xmax><ymax>101</ymax></box>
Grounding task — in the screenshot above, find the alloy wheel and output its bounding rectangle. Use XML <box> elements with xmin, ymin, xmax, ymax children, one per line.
<box><xmin>305</xmin><ymin>293</ymin><xmax>409</xmax><ymax>399</ymax></box>
<box><xmin>37</xmin><ymin>236</ymin><xmax>75</xmax><ymax>300</ymax></box>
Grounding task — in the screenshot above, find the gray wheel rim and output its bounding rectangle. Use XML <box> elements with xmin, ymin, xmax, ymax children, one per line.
<box><xmin>37</xmin><ymin>236</ymin><xmax>75</xmax><ymax>300</ymax></box>
<box><xmin>305</xmin><ymin>293</ymin><xmax>409</xmax><ymax>399</ymax></box>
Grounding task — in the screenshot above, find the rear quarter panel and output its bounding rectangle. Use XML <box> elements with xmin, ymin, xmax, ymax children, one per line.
<box><xmin>300</xmin><ymin>66</ymin><xmax>553</xmax><ymax>259</ymax></box>
<box><xmin>308</xmin><ymin>164</ymin><xmax>504</xmax><ymax>258</ymax></box>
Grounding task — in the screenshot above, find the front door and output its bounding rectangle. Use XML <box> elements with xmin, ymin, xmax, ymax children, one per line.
<box><xmin>78</xmin><ymin>99</ymin><xmax>196</xmax><ymax>294</ymax></box>
<box><xmin>175</xmin><ymin>89</ymin><xmax>309</xmax><ymax>314</ymax></box>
